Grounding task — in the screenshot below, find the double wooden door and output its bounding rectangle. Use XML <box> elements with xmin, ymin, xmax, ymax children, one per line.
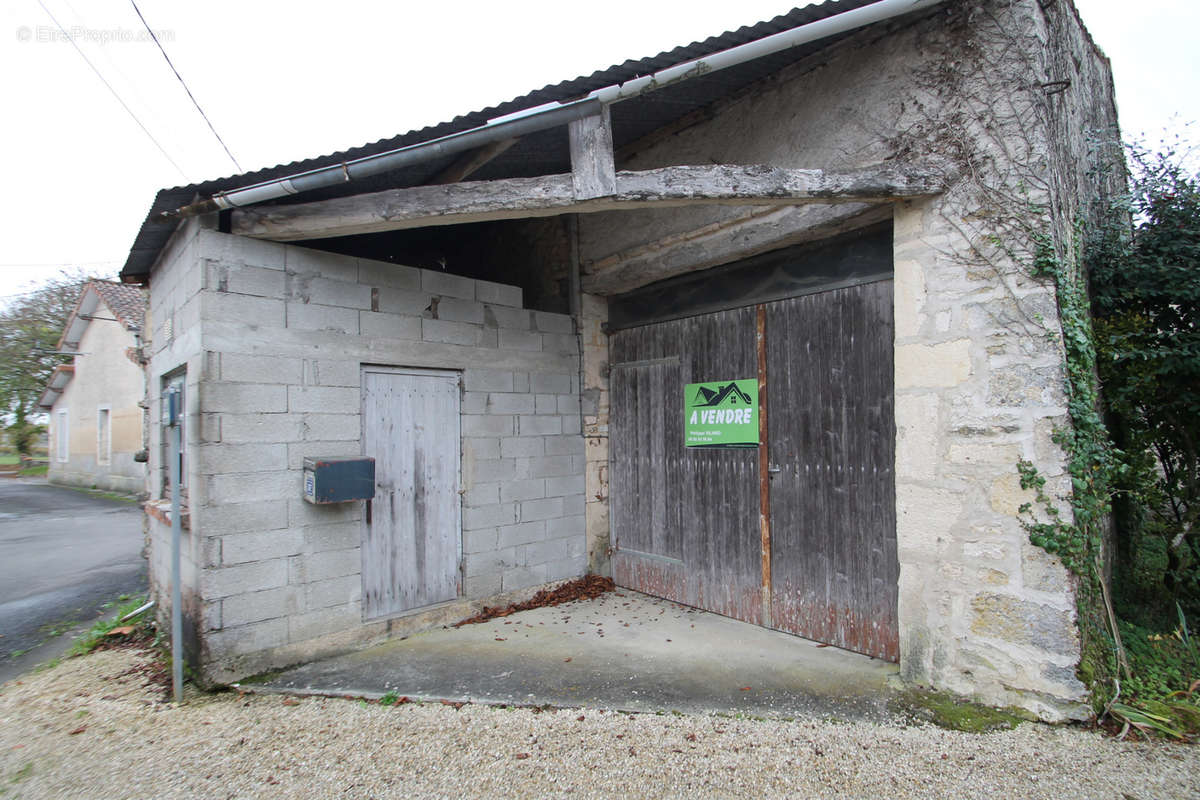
<box><xmin>609</xmin><ymin>280</ymin><xmax>898</xmax><ymax>660</ymax></box>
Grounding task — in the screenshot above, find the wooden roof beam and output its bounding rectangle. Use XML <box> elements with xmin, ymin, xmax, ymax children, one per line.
<box><xmin>231</xmin><ymin>163</ymin><xmax>945</xmax><ymax>242</ymax></box>
<box><xmin>425</xmin><ymin>138</ymin><xmax>519</xmax><ymax>185</ymax></box>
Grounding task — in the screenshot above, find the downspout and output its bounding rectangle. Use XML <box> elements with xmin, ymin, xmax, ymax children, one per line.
<box><xmin>163</xmin><ymin>0</ymin><xmax>947</xmax><ymax>220</ymax></box>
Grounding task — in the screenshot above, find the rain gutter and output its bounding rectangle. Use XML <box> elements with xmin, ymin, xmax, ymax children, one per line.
<box><xmin>163</xmin><ymin>0</ymin><xmax>947</xmax><ymax>221</ymax></box>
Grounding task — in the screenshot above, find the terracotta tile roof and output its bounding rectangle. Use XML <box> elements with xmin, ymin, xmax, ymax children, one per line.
<box><xmin>92</xmin><ymin>281</ymin><xmax>145</xmax><ymax>329</ymax></box>
<box><xmin>37</xmin><ymin>364</ymin><xmax>75</xmax><ymax>409</ymax></box>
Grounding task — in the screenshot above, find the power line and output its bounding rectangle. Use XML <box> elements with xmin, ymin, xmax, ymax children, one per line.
<box><xmin>34</xmin><ymin>0</ymin><xmax>188</xmax><ymax>181</ymax></box>
<box><xmin>128</xmin><ymin>0</ymin><xmax>242</xmax><ymax>173</ymax></box>
<box><xmin>0</xmin><ymin>260</ymin><xmax>119</xmax><ymax>267</ymax></box>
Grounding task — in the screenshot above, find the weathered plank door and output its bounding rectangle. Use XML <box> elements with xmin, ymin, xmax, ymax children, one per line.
<box><xmin>608</xmin><ymin>277</ymin><xmax>897</xmax><ymax>660</ymax></box>
<box><xmin>610</xmin><ymin>306</ymin><xmax>765</xmax><ymax>626</ymax></box>
<box><xmin>361</xmin><ymin>367</ymin><xmax>461</xmax><ymax>619</ymax></box>
<box><xmin>766</xmin><ymin>281</ymin><xmax>898</xmax><ymax>661</ymax></box>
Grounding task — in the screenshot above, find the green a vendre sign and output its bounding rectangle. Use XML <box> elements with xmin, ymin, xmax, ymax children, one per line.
<box><xmin>684</xmin><ymin>379</ymin><xmax>759</xmax><ymax>447</ymax></box>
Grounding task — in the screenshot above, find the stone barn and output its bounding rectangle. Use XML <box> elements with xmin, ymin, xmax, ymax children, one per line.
<box><xmin>119</xmin><ymin>0</ymin><xmax>1122</xmax><ymax>720</ymax></box>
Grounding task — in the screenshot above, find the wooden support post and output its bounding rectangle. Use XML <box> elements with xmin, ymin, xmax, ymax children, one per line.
<box><xmin>568</xmin><ymin>107</ymin><xmax>616</xmax><ymax>200</ymax></box>
<box><xmin>757</xmin><ymin>303</ymin><xmax>772</xmax><ymax>628</ymax></box>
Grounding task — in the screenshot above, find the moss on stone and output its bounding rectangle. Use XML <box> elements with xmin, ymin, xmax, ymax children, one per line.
<box><xmin>237</xmin><ymin>668</ymin><xmax>287</xmax><ymax>686</ymax></box>
<box><xmin>892</xmin><ymin>689</ymin><xmax>1028</xmax><ymax>733</ymax></box>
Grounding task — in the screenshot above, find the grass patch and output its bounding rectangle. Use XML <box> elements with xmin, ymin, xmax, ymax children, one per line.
<box><xmin>65</xmin><ymin>485</ymin><xmax>138</xmax><ymax>503</ymax></box>
<box><xmin>54</xmin><ymin>595</ymin><xmax>151</xmax><ymax>664</ymax></box>
<box><xmin>0</xmin><ymin>454</ymin><xmax>19</xmax><ymax>466</ymax></box>
<box><xmin>1104</xmin><ymin>613</ymin><xmax>1200</xmax><ymax>739</ymax></box>
<box><xmin>18</xmin><ymin>464</ymin><xmax>47</xmax><ymax>477</ymax></box>
<box><xmin>892</xmin><ymin>689</ymin><xmax>1029</xmax><ymax>733</ymax></box>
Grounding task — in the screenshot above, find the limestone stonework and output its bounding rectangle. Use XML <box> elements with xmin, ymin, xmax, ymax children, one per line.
<box><xmin>572</xmin><ymin>0</ymin><xmax>1117</xmax><ymax>720</ymax></box>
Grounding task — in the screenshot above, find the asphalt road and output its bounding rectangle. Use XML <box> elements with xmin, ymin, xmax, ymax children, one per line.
<box><xmin>0</xmin><ymin>479</ymin><xmax>145</xmax><ymax>680</ymax></box>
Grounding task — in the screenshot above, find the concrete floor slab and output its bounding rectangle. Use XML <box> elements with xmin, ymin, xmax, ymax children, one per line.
<box><xmin>256</xmin><ymin>589</ymin><xmax>901</xmax><ymax>722</ymax></box>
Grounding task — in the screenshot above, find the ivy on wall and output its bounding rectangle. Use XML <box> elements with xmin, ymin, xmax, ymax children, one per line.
<box><xmin>1016</xmin><ymin>228</ymin><xmax>1130</xmax><ymax>700</ymax></box>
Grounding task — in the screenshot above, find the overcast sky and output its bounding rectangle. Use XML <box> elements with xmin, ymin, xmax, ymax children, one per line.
<box><xmin>1</xmin><ymin>0</ymin><xmax>1196</xmax><ymax>302</ymax></box>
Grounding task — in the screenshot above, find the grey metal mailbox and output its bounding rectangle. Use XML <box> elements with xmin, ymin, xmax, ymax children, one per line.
<box><xmin>302</xmin><ymin>456</ymin><xmax>375</xmax><ymax>504</ymax></box>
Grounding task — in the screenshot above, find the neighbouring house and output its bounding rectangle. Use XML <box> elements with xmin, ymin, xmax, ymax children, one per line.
<box><xmin>39</xmin><ymin>281</ymin><xmax>147</xmax><ymax>494</ymax></box>
<box><xmin>118</xmin><ymin>0</ymin><xmax>1123</xmax><ymax>720</ymax></box>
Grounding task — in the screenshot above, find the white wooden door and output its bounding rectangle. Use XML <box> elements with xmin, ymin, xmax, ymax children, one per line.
<box><xmin>361</xmin><ymin>367</ymin><xmax>461</xmax><ymax>619</ymax></box>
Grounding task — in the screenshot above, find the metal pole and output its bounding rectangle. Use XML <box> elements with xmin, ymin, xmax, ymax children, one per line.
<box><xmin>167</xmin><ymin>387</ymin><xmax>183</xmax><ymax>704</ymax></box>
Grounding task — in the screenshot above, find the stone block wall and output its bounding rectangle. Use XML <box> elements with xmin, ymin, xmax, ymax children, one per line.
<box><xmin>146</xmin><ymin>224</ymin><xmax>585</xmax><ymax>683</ymax></box>
<box><xmin>891</xmin><ymin>197</ymin><xmax>1086</xmax><ymax>721</ymax></box>
<box><xmin>579</xmin><ymin>292</ymin><xmax>610</xmax><ymax>574</ymax></box>
<box><xmin>570</xmin><ymin>0</ymin><xmax>1108</xmax><ymax>719</ymax></box>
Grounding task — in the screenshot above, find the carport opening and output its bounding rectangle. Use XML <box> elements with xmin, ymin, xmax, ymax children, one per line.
<box><xmin>291</xmin><ymin>216</ymin><xmax>573</xmax><ymax>314</ymax></box>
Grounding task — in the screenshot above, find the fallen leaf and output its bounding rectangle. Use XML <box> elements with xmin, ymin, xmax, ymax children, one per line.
<box><xmin>495</xmin><ymin>637</ymin><xmax>506</xmax><ymax>642</ymax></box>
<box><xmin>577</xmin><ymin>715</ymin><xmax>585</xmax><ymax>721</ymax></box>
<box><xmin>453</xmin><ymin>576</ymin><xmax>615</xmax><ymax>627</ymax></box>
<box><xmin>563</xmin><ymin>658</ymin><xmax>572</xmax><ymax>662</ymax></box>
<box><xmin>281</xmin><ymin>697</ymin><xmax>300</xmax><ymax>706</ymax></box>
<box><xmin>515</xmin><ymin>753</ymin><xmax>531</xmax><ymax>760</ymax></box>
<box><xmin>740</xmin><ymin>687</ymin><xmax>752</xmax><ymax>691</ymax></box>
<box><xmin>106</xmin><ymin>626</ymin><xmax>136</xmax><ymax>637</ymax></box>
<box><xmin>68</xmin><ymin>726</ymin><xmax>86</xmax><ymax>735</ymax></box>
<box><xmin>816</xmin><ymin>643</ymin><xmax>831</xmax><ymax>649</ymax></box>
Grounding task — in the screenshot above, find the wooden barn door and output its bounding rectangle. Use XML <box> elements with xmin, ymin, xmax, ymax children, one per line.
<box><xmin>611</xmin><ymin>306</ymin><xmax>765</xmax><ymax>626</ymax></box>
<box><xmin>765</xmin><ymin>281</ymin><xmax>897</xmax><ymax>661</ymax></box>
<box><xmin>608</xmin><ymin>280</ymin><xmax>896</xmax><ymax>660</ymax></box>
<box><xmin>361</xmin><ymin>367</ymin><xmax>461</xmax><ymax>619</ymax></box>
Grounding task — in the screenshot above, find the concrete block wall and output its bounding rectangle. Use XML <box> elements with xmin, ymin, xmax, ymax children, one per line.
<box><xmin>145</xmin><ymin>216</ymin><xmax>209</xmax><ymax>662</ymax></box>
<box><xmin>147</xmin><ymin>225</ymin><xmax>585</xmax><ymax>683</ymax></box>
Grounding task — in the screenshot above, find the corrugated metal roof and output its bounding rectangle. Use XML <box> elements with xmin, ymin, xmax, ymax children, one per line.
<box><xmin>120</xmin><ymin>0</ymin><xmax>892</xmax><ymax>283</ymax></box>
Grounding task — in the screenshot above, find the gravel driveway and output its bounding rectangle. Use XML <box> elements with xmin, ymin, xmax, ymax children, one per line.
<box><xmin>1</xmin><ymin>647</ymin><xmax>1196</xmax><ymax>799</ymax></box>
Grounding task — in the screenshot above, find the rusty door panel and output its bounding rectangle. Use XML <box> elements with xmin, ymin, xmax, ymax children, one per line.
<box><xmin>765</xmin><ymin>280</ymin><xmax>898</xmax><ymax>661</ymax></box>
<box><xmin>361</xmin><ymin>368</ymin><xmax>461</xmax><ymax>619</ymax></box>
